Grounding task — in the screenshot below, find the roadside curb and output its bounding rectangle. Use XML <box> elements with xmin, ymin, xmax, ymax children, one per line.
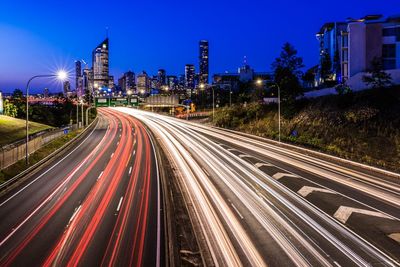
<box><xmin>0</xmin><ymin>117</ymin><xmax>98</xmax><ymax>195</ymax></box>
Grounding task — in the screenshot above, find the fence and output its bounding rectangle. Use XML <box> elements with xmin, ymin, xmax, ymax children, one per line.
<box><xmin>0</xmin><ymin>126</ymin><xmax>75</xmax><ymax>170</ymax></box>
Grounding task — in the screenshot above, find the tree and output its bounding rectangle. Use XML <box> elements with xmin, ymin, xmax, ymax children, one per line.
<box><xmin>362</xmin><ymin>57</ymin><xmax>392</xmax><ymax>89</ymax></box>
<box><xmin>12</xmin><ymin>89</ymin><xmax>23</xmax><ymax>99</ymax></box>
<box><xmin>3</xmin><ymin>100</ymin><xmax>18</xmax><ymax>117</ymax></box>
<box><xmin>271</xmin><ymin>42</ymin><xmax>304</xmax><ymax>102</ymax></box>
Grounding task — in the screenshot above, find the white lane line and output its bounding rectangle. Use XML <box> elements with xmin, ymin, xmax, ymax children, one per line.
<box><xmin>133</xmin><ymin>150</ymin><xmax>136</xmax><ymax>156</ymax></box>
<box><xmin>116</xmin><ymin>197</ymin><xmax>124</xmax><ymax>212</ymax></box>
<box><xmin>110</xmin><ymin>153</ymin><xmax>114</xmax><ymax>158</ymax></box>
<box><xmin>117</xmin><ymin>141</ymin><xmax>119</xmax><ymax>145</ymax></box>
<box><xmin>0</xmin><ymin>120</ymin><xmax>100</xmax><ymax>207</ymax></box>
<box><xmin>69</xmin><ymin>205</ymin><xmax>82</xmax><ymax>224</ymax></box>
<box><xmin>272</xmin><ymin>172</ymin><xmax>298</xmax><ymax>180</ymax></box>
<box><xmin>119</xmin><ymin>134</ymin><xmax>121</xmax><ymax>138</ymax></box>
<box><xmin>297</xmin><ymin>186</ymin><xmax>335</xmax><ymax>197</ymax></box>
<box><xmin>334</xmin><ymin>206</ymin><xmax>393</xmax><ymax>224</ymax></box>
<box><xmin>238</xmin><ymin>154</ymin><xmax>252</xmax><ymax>159</ymax></box>
<box><xmin>388</xmin><ymin>233</ymin><xmax>400</xmax><ymax>244</ymax></box>
<box><xmin>333</xmin><ymin>261</ymin><xmax>342</xmax><ymax>267</ymax></box>
<box><xmin>231</xmin><ymin>203</ymin><xmax>244</xmax><ymax>219</ymax></box>
<box><xmin>255</xmin><ymin>162</ymin><xmax>273</xmax><ymax>168</ymax></box>
<box><xmin>128</xmin><ymin>166</ymin><xmax>132</xmax><ymax>175</ymax></box>
<box><xmin>202</xmin><ymin>167</ymin><xmax>210</xmax><ymax>177</ymax></box>
<box><xmin>227</xmin><ymin>148</ymin><xmax>237</xmax><ymax>152</ymax></box>
<box><xmin>97</xmin><ymin>171</ymin><xmax>104</xmax><ymax>181</ymax></box>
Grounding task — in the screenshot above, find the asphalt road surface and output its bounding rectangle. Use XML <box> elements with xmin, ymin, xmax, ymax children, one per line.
<box><xmin>115</xmin><ymin>107</ymin><xmax>400</xmax><ymax>267</ymax></box>
<box><xmin>0</xmin><ymin>108</ymin><xmax>162</xmax><ymax>267</ymax></box>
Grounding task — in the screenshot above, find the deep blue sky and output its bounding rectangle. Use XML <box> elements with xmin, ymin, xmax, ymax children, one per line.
<box><xmin>0</xmin><ymin>0</ymin><xmax>399</xmax><ymax>93</ymax></box>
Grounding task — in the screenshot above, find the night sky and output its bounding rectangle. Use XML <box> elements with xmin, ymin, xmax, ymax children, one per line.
<box><xmin>1</xmin><ymin>0</ymin><xmax>399</xmax><ymax>93</ymax></box>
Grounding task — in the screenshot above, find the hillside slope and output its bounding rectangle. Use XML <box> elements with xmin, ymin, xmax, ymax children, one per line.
<box><xmin>213</xmin><ymin>87</ymin><xmax>400</xmax><ymax>172</ymax></box>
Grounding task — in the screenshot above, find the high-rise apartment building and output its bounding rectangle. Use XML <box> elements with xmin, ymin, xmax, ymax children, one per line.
<box><xmin>185</xmin><ymin>64</ymin><xmax>195</xmax><ymax>89</ymax></box>
<box><xmin>199</xmin><ymin>40</ymin><xmax>209</xmax><ymax>84</ymax></box>
<box><xmin>316</xmin><ymin>15</ymin><xmax>400</xmax><ymax>88</ymax></box>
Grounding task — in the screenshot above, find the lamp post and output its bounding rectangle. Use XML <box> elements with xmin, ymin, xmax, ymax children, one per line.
<box><xmin>257</xmin><ymin>79</ymin><xmax>281</xmax><ymax>142</ymax></box>
<box><xmin>25</xmin><ymin>71</ymin><xmax>68</xmax><ymax>165</ymax></box>
<box><xmin>80</xmin><ymin>99</ymin><xmax>84</xmax><ymax>128</ymax></box>
<box><xmin>127</xmin><ymin>89</ymin><xmax>132</xmax><ymax>107</ymax></box>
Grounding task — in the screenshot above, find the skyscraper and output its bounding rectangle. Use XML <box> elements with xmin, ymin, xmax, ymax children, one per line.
<box><xmin>137</xmin><ymin>71</ymin><xmax>150</xmax><ymax>94</ymax></box>
<box><xmin>185</xmin><ymin>64</ymin><xmax>195</xmax><ymax>89</ymax></box>
<box><xmin>92</xmin><ymin>38</ymin><xmax>110</xmax><ymax>89</ymax></box>
<box><xmin>63</xmin><ymin>81</ymin><xmax>71</xmax><ymax>97</ymax></box>
<box><xmin>199</xmin><ymin>40</ymin><xmax>209</xmax><ymax>84</ymax></box>
<box><xmin>157</xmin><ymin>69</ymin><xmax>166</xmax><ymax>88</ymax></box>
<box><xmin>118</xmin><ymin>71</ymin><xmax>135</xmax><ymax>93</ymax></box>
<box><xmin>75</xmin><ymin>60</ymin><xmax>83</xmax><ymax>97</ymax></box>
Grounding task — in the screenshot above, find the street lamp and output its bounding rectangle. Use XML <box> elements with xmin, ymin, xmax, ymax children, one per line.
<box><xmin>270</xmin><ymin>83</ymin><xmax>281</xmax><ymax>143</ymax></box>
<box><xmin>256</xmin><ymin>80</ymin><xmax>281</xmax><ymax>142</ymax></box>
<box><xmin>127</xmin><ymin>90</ymin><xmax>132</xmax><ymax>106</ymax></box>
<box><xmin>25</xmin><ymin>70</ymin><xmax>68</xmax><ymax>165</ymax></box>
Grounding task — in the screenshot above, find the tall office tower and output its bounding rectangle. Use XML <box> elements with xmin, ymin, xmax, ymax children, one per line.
<box><xmin>167</xmin><ymin>75</ymin><xmax>178</xmax><ymax>90</ymax></box>
<box><xmin>83</xmin><ymin>67</ymin><xmax>93</xmax><ymax>94</ymax></box>
<box><xmin>137</xmin><ymin>71</ymin><xmax>150</xmax><ymax>94</ymax></box>
<box><xmin>118</xmin><ymin>71</ymin><xmax>135</xmax><ymax>93</ymax></box>
<box><xmin>157</xmin><ymin>69</ymin><xmax>166</xmax><ymax>88</ymax></box>
<box><xmin>185</xmin><ymin>64</ymin><xmax>195</xmax><ymax>89</ymax></box>
<box><xmin>199</xmin><ymin>40</ymin><xmax>209</xmax><ymax>84</ymax></box>
<box><xmin>63</xmin><ymin>81</ymin><xmax>71</xmax><ymax>97</ymax></box>
<box><xmin>92</xmin><ymin>38</ymin><xmax>110</xmax><ymax>89</ymax></box>
<box><xmin>75</xmin><ymin>60</ymin><xmax>84</xmax><ymax>97</ymax></box>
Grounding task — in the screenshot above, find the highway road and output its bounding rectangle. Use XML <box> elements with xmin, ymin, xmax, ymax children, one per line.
<box><xmin>115</xmin><ymin>107</ymin><xmax>400</xmax><ymax>267</ymax></box>
<box><xmin>0</xmin><ymin>108</ymin><xmax>162</xmax><ymax>266</ymax></box>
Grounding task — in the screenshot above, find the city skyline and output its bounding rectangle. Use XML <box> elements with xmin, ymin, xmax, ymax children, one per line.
<box><xmin>1</xmin><ymin>0</ymin><xmax>399</xmax><ymax>93</ymax></box>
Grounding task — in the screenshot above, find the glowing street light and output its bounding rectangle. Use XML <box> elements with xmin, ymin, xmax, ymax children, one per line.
<box><xmin>25</xmin><ymin>70</ymin><xmax>68</xmax><ymax>165</ymax></box>
<box><xmin>256</xmin><ymin>79</ymin><xmax>263</xmax><ymax>85</ymax></box>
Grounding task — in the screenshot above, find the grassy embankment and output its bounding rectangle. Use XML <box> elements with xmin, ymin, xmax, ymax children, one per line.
<box><xmin>0</xmin><ymin>115</ymin><xmax>53</xmax><ymax>147</ymax></box>
<box><xmin>0</xmin><ymin>120</ymin><xmax>84</xmax><ymax>183</ymax></box>
<box><xmin>213</xmin><ymin>87</ymin><xmax>400</xmax><ymax>172</ymax></box>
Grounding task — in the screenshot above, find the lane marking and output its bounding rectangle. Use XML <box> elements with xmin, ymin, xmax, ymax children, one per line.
<box><xmin>231</xmin><ymin>203</ymin><xmax>244</xmax><ymax>219</ymax></box>
<box><xmin>297</xmin><ymin>186</ymin><xmax>335</xmax><ymax>197</ymax></box>
<box><xmin>272</xmin><ymin>172</ymin><xmax>298</xmax><ymax>180</ymax></box>
<box><xmin>133</xmin><ymin>150</ymin><xmax>136</xmax><ymax>156</ymax></box>
<box><xmin>334</xmin><ymin>206</ymin><xmax>393</xmax><ymax>224</ymax></box>
<box><xmin>0</xmin><ymin>120</ymin><xmax>100</xmax><ymax>207</ymax></box>
<box><xmin>128</xmin><ymin>166</ymin><xmax>132</xmax><ymax>175</ymax></box>
<box><xmin>238</xmin><ymin>154</ymin><xmax>252</xmax><ymax>159</ymax></box>
<box><xmin>227</xmin><ymin>148</ymin><xmax>237</xmax><ymax>152</ymax></box>
<box><xmin>69</xmin><ymin>205</ymin><xmax>82</xmax><ymax>224</ymax></box>
<box><xmin>110</xmin><ymin>153</ymin><xmax>114</xmax><ymax>158</ymax></box>
<box><xmin>97</xmin><ymin>171</ymin><xmax>104</xmax><ymax>181</ymax></box>
<box><xmin>116</xmin><ymin>197</ymin><xmax>124</xmax><ymax>212</ymax></box>
<box><xmin>202</xmin><ymin>167</ymin><xmax>210</xmax><ymax>177</ymax></box>
<box><xmin>117</xmin><ymin>141</ymin><xmax>119</xmax><ymax>145</ymax></box>
<box><xmin>388</xmin><ymin>233</ymin><xmax>400</xmax><ymax>244</ymax></box>
<box><xmin>255</xmin><ymin>162</ymin><xmax>273</xmax><ymax>168</ymax></box>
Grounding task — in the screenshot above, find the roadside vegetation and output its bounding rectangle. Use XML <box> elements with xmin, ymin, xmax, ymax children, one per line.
<box><xmin>207</xmin><ymin>42</ymin><xmax>399</xmax><ymax>172</ymax></box>
<box><xmin>213</xmin><ymin>87</ymin><xmax>400</xmax><ymax>172</ymax></box>
<box><xmin>0</xmin><ymin>115</ymin><xmax>53</xmax><ymax>147</ymax></box>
